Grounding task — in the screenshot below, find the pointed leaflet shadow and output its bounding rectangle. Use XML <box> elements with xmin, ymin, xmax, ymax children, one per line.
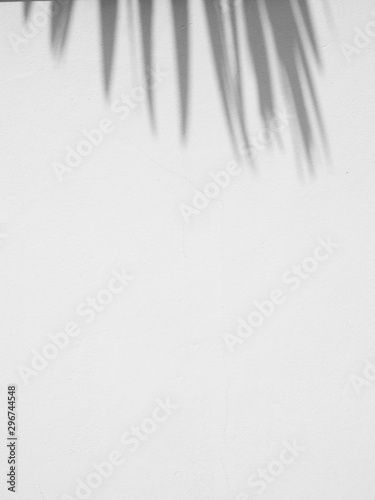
<box><xmin>263</xmin><ymin>0</ymin><xmax>328</xmax><ymax>168</ymax></box>
<box><xmin>100</xmin><ymin>0</ymin><xmax>118</xmax><ymax>95</ymax></box>
<box><xmin>14</xmin><ymin>0</ymin><xmax>328</xmax><ymax>167</ymax></box>
<box><xmin>137</xmin><ymin>0</ymin><xmax>155</xmax><ymax>130</ymax></box>
<box><xmin>171</xmin><ymin>0</ymin><xmax>189</xmax><ymax>139</ymax></box>
<box><xmin>50</xmin><ymin>0</ymin><xmax>75</xmax><ymax>57</ymax></box>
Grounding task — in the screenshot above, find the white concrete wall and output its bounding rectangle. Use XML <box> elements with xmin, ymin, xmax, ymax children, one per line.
<box><xmin>1</xmin><ymin>1</ymin><xmax>375</xmax><ymax>499</ymax></box>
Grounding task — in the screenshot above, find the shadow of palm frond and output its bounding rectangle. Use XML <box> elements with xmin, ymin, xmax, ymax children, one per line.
<box><xmin>18</xmin><ymin>0</ymin><xmax>328</xmax><ymax>168</ymax></box>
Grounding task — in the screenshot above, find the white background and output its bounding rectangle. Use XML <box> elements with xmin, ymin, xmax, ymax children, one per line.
<box><xmin>1</xmin><ymin>0</ymin><xmax>375</xmax><ymax>499</ymax></box>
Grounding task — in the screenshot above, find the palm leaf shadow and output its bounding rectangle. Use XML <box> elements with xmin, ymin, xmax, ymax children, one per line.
<box><xmin>171</xmin><ymin>0</ymin><xmax>189</xmax><ymax>139</ymax></box>
<box><xmin>51</xmin><ymin>0</ymin><xmax>75</xmax><ymax>56</ymax></box>
<box><xmin>100</xmin><ymin>0</ymin><xmax>118</xmax><ymax>94</ymax></box>
<box><xmin>17</xmin><ymin>0</ymin><xmax>329</xmax><ymax>169</ymax></box>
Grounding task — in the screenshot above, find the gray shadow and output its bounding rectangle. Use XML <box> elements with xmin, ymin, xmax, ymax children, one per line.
<box><xmin>5</xmin><ymin>0</ymin><xmax>330</xmax><ymax>170</ymax></box>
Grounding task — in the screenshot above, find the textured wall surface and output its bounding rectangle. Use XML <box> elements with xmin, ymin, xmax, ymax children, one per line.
<box><xmin>1</xmin><ymin>1</ymin><xmax>375</xmax><ymax>499</ymax></box>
